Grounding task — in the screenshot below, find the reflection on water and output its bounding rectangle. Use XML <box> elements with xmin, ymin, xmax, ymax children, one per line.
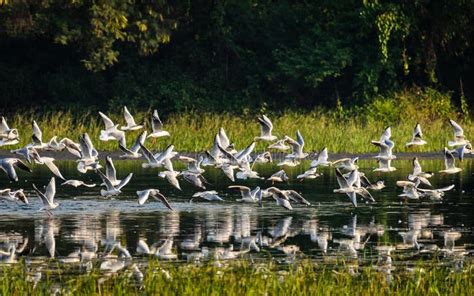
<box><xmin>0</xmin><ymin>159</ymin><xmax>472</xmax><ymax>279</ymax></box>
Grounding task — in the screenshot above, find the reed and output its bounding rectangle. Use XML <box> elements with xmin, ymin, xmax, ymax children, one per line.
<box><xmin>3</xmin><ymin>108</ymin><xmax>471</xmax><ymax>154</ymax></box>
<box><xmin>1</xmin><ymin>259</ymin><xmax>472</xmax><ymax>295</ymax></box>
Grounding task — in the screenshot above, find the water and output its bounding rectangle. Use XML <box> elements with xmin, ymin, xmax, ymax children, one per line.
<box><xmin>0</xmin><ymin>159</ymin><xmax>473</xmax><ymax>276</ymax></box>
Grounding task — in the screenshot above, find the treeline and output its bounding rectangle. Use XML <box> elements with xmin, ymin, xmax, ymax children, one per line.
<box><xmin>0</xmin><ymin>0</ymin><xmax>473</xmax><ymax>114</ymax></box>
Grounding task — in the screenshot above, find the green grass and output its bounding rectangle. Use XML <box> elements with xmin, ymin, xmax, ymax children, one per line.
<box><xmin>4</xmin><ymin>109</ymin><xmax>472</xmax><ymax>154</ymax></box>
<box><xmin>1</xmin><ymin>259</ymin><xmax>473</xmax><ymax>295</ymax></box>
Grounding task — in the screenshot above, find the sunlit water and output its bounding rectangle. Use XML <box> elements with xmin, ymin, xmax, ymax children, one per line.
<box><xmin>0</xmin><ymin>158</ymin><xmax>473</xmax><ymax>280</ymax></box>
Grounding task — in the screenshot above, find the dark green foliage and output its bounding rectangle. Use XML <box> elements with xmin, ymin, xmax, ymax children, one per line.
<box><xmin>0</xmin><ymin>0</ymin><xmax>473</xmax><ymax>114</ymax></box>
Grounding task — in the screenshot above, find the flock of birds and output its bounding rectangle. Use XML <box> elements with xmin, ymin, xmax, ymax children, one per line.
<box><xmin>0</xmin><ymin>107</ymin><xmax>472</xmax><ymax>215</ymax></box>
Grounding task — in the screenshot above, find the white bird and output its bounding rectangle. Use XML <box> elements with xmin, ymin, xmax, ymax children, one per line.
<box><xmin>277</xmin><ymin>158</ymin><xmax>300</xmax><ymax>167</ymax></box>
<box><xmin>373</xmin><ymin>158</ymin><xmax>396</xmax><ymax>172</ymax></box>
<box><xmin>408</xmin><ymin>157</ymin><xmax>433</xmax><ymax>186</ymax></box>
<box><xmin>262</xmin><ymin>187</ymin><xmax>293</xmax><ymax>210</ymax></box>
<box><xmin>98</xmin><ymin>112</ymin><xmax>126</xmax><ymax>147</ymax></box>
<box><xmin>252</xmin><ymin>151</ymin><xmax>272</xmax><ymax>164</ymax></box>
<box><xmin>61</xmin><ymin>180</ymin><xmax>96</xmax><ymax>188</ymax></box>
<box><xmin>0</xmin><ymin>158</ymin><xmax>32</xmax><ymax>181</ymax></box>
<box><xmin>267</xmin><ymin>169</ymin><xmax>288</xmax><ymax>183</ymax></box>
<box><xmin>148</xmin><ymin>110</ymin><xmax>170</xmax><ymax>138</ymax></box>
<box><xmin>333</xmin><ymin>157</ymin><xmax>359</xmax><ymax>171</ymax></box>
<box><xmin>140</xmin><ymin>143</ymin><xmax>175</xmax><ymax>168</ymax></box>
<box><xmin>254</xmin><ymin>115</ymin><xmax>277</xmax><ymax>142</ymax></box>
<box><xmin>406</xmin><ymin>123</ymin><xmax>427</xmax><ymax>147</ymax></box>
<box><xmin>235</xmin><ymin>161</ymin><xmax>262</xmax><ymax>180</ymax></box>
<box><xmin>418</xmin><ymin>185</ymin><xmax>455</xmax><ymax>200</ymax></box>
<box><xmin>228</xmin><ymin>185</ymin><xmax>261</xmax><ymax>203</ymax></box>
<box><xmin>77</xmin><ymin>133</ymin><xmax>101</xmax><ymax>173</ymax></box>
<box><xmin>267</xmin><ymin>139</ymin><xmax>290</xmax><ymax>151</ymax></box>
<box><xmin>359</xmin><ymin>175</ymin><xmax>385</xmax><ymax>191</ymax></box>
<box><xmin>33</xmin><ymin>177</ymin><xmax>58</xmax><ymax>216</ymax></box>
<box><xmin>334</xmin><ymin>169</ymin><xmax>373</xmax><ymax>207</ymax></box>
<box><xmin>191</xmin><ymin>191</ymin><xmax>224</xmax><ymax>202</ymax></box>
<box><xmin>450</xmin><ymin>143</ymin><xmax>473</xmax><ymax>161</ymax></box>
<box><xmin>0</xmin><ymin>188</ymin><xmax>28</xmax><ymax>204</ymax></box>
<box><xmin>372</xmin><ymin>139</ymin><xmax>396</xmax><ymax>160</ymax></box>
<box><xmin>181</xmin><ymin>171</ymin><xmax>207</xmax><ymax>189</ymax></box>
<box><xmin>0</xmin><ymin>116</ymin><xmax>19</xmax><ymax>146</ymax></box>
<box><xmin>45</xmin><ymin>136</ymin><xmax>66</xmax><ymax>151</ymax></box>
<box><xmin>217</xmin><ymin>163</ymin><xmax>235</xmax><ymax>182</ymax></box>
<box><xmin>10</xmin><ymin>146</ymin><xmax>39</xmax><ymax>164</ymax></box>
<box><xmin>297</xmin><ymin>166</ymin><xmax>321</xmax><ymax>181</ymax></box>
<box><xmin>379</xmin><ymin>126</ymin><xmax>392</xmax><ymax>142</ymax></box>
<box><xmin>103</xmin><ymin>156</ymin><xmax>123</xmax><ymax>187</ymax></box>
<box><xmin>158</xmin><ymin>168</ymin><xmax>182</xmax><ymax>191</ymax></box>
<box><xmin>97</xmin><ymin>169</ymin><xmax>133</xmax><ymax>197</ymax></box>
<box><xmin>396</xmin><ymin>180</ymin><xmax>420</xmax><ymax>200</ymax></box>
<box><xmin>119</xmin><ymin>131</ymin><xmax>147</xmax><ymax>159</ymax></box>
<box><xmin>32</xmin><ymin>152</ymin><xmax>66</xmax><ymax>181</ymax></box>
<box><xmin>218</xmin><ymin>127</ymin><xmax>236</xmax><ymax>153</ymax></box>
<box><xmin>120</xmin><ymin>106</ymin><xmax>143</xmax><ymax>131</ymax></box>
<box><xmin>136</xmin><ymin>189</ymin><xmax>173</xmax><ymax>210</ymax></box>
<box><xmin>284</xmin><ymin>130</ymin><xmax>308</xmax><ymax>159</ymax></box>
<box><xmin>448</xmin><ymin>119</ymin><xmax>469</xmax><ymax>147</ymax></box>
<box><xmin>310</xmin><ymin>147</ymin><xmax>331</xmax><ymax>167</ymax></box>
<box><xmin>30</xmin><ymin>120</ymin><xmax>48</xmax><ymax>150</ymax></box>
<box><xmin>439</xmin><ymin>147</ymin><xmax>462</xmax><ymax>174</ymax></box>
<box><xmin>179</xmin><ymin>156</ymin><xmax>205</xmax><ymax>174</ymax></box>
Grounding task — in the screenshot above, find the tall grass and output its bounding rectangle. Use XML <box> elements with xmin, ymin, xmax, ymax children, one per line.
<box><xmin>4</xmin><ymin>88</ymin><xmax>472</xmax><ymax>153</ymax></box>
<box><xmin>1</xmin><ymin>260</ymin><xmax>473</xmax><ymax>295</ymax></box>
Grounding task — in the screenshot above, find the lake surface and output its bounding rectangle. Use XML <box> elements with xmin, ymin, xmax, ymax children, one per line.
<box><xmin>0</xmin><ymin>158</ymin><xmax>473</xmax><ymax>278</ymax></box>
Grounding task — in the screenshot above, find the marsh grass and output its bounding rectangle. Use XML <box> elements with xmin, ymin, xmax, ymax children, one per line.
<box><xmin>4</xmin><ymin>88</ymin><xmax>472</xmax><ymax>153</ymax></box>
<box><xmin>1</xmin><ymin>260</ymin><xmax>473</xmax><ymax>295</ymax></box>
<box><xmin>5</xmin><ymin>109</ymin><xmax>471</xmax><ymax>154</ymax></box>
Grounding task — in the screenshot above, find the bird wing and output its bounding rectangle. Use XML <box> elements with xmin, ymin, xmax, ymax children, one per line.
<box><xmin>42</xmin><ymin>157</ymin><xmax>65</xmax><ymax>180</ymax></box>
<box><xmin>228</xmin><ymin>185</ymin><xmax>250</xmax><ymax>194</ymax></box>
<box><xmin>438</xmin><ymin>184</ymin><xmax>455</xmax><ymax>192</ymax></box>
<box><xmin>139</xmin><ymin>143</ymin><xmax>158</xmax><ymax>163</ymax></box>
<box><xmin>236</xmin><ymin>142</ymin><xmax>255</xmax><ymax>162</ymax></box>
<box><xmin>412</xmin><ymin>157</ymin><xmax>422</xmax><ymax>175</ymax></box>
<box><xmin>449</xmin><ymin>119</ymin><xmax>464</xmax><ymax>137</ymax></box>
<box><xmin>32</xmin><ymin>120</ymin><xmax>43</xmax><ymax>144</ymax></box>
<box><xmin>119</xmin><ymin>143</ymin><xmax>134</xmax><ymax>155</ymax></box>
<box><xmin>99</xmin><ymin>112</ymin><xmax>115</xmax><ymax>130</ymax></box>
<box><xmin>106</xmin><ymin>156</ymin><xmax>117</xmax><ymax>182</ymax></box>
<box><xmin>13</xmin><ymin>158</ymin><xmax>32</xmax><ymax>173</ymax></box>
<box><xmin>220</xmin><ymin>165</ymin><xmax>235</xmax><ymax>182</ymax></box>
<box><xmin>335</xmin><ymin>169</ymin><xmax>349</xmax><ymax>189</ymax></box>
<box><xmin>137</xmin><ymin>190</ymin><xmax>151</xmax><ymax>205</ymax></box>
<box><xmin>296</xmin><ymin>130</ymin><xmax>305</xmax><ymax>148</ymax></box>
<box><xmin>380</xmin><ymin>127</ymin><xmax>391</xmax><ymax>141</ymax></box>
<box><xmin>413</xmin><ymin>123</ymin><xmax>423</xmax><ymax>139</ymax></box>
<box><xmin>2</xmin><ymin>161</ymin><xmax>18</xmax><ymax>181</ymax></box>
<box><xmin>218</xmin><ymin>127</ymin><xmax>231</xmax><ymax>149</ymax></box>
<box><xmin>97</xmin><ymin>169</ymin><xmax>115</xmax><ymax>190</ymax></box>
<box><xmin>123</xmin><ymin>106</ymin><xmax>137</xmax><ymax>126</ymax></box>
<box><xmin>116</xmin><ymin>173</ymin><xmax>133</xmax><ymax>190</ymax></box>
<box><xmin>258</xmin><ymin>115</ymin><xmax>273</xmax><ymax>136</ymax></box>
<box><xmin>286</xmin><ymin>190</ymin><xmax>310</xmax><ymax>205</ymax></box>
<box><xmin>130</xmin><ymin>131</ymin><xmax>147</xmax><ymax>153</ymax></box>
<box><xmin>44</xmin><ymin>177</ymin><xmax>56</xmax><ymax>203</ymax></box>
<box><xmin>32</xmin><ymin>183</ymin><xmax>52</xmax><ymax>207</ymax></box>
<box><xmin>156</xmin><ymin>145</ymin><xmax>175</xmax><ymax>163</ymax></box>
<box><xmin>444</xmin><ymin>147</ymin><xmax>456</xmax><ymax>169</ymax></box>
<box><xmin>0</xmin><ymin>117</ymin><xmax>9</xmax><ymax>133</ymax></box>
<box><xmin>151</xmin><ymin>110</ymin><xmax>164</xmax><ymax>132</ymax></box>
<box><xmin>152</xmin><ymin>191</ymin><xmax>174</xmax><ymax>211</ymax></box>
